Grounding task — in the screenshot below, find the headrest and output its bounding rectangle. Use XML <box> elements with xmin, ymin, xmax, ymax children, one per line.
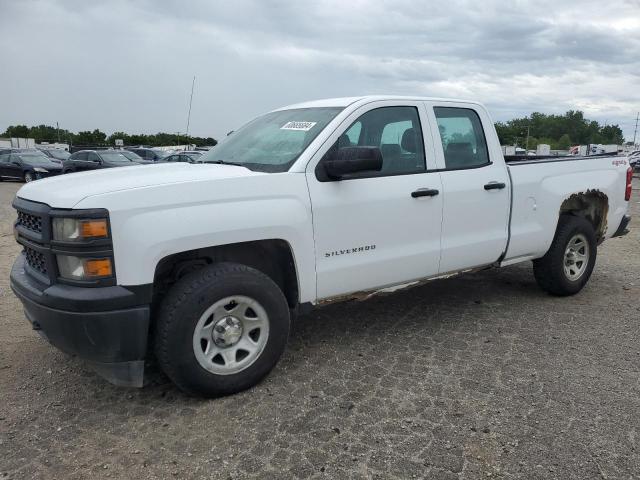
<box><xmin>338</xmin><ymin>134</ymin><xmax>351</xmax><ymax>148</ymax></box>
<box><xmin>401</xmin><ymin>128</ymin><xmax>417</xmax><ymax>153</ymax></box>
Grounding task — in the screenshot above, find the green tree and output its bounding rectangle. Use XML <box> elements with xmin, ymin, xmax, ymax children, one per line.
<box><xmin>494</xmin><ymin>111</ymin><xmax>625</xmax><ymax>148</ymax></box>
<box><xmin>3</xmin><ymin>125</ymin><xmax>30</xmax><ymax>138</ymax></box>
<box><xmin>557</xmin><ymin>134</ymin><xmax>572</xmax><ymax>150</ymax></box>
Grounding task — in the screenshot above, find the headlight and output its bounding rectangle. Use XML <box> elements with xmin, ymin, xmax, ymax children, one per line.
<box><xmin>52</xmin><ymin>217</ymin><xmax>109</xmax><ymax>241</ymax></box>
<box><xmin>57</xmin><ymin>255</ymin><xmax>113</xmax><ymax>280</ymax></box>
<box><xmin>33</xmin><ymin>167</ymin><xmax>48</xmax><ymax>173</ymax></box>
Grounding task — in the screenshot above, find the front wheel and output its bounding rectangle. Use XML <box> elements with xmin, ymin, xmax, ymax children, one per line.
<box><xmin>154</xmin><ymin>262</ymin><xmax>291</xmax><ymax>397</ymax></box>
<box><xmin>533</xmin><ymin>215</ymin><xmax>597</xmax><ymax>296</ymax></box>
<box><xmin>23</xmin><ymin>172</ymin><xmax>34</xmax><ymax>183</ymax></box>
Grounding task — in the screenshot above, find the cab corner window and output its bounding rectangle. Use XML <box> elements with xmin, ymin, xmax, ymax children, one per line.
<box><xmin>326</xmin><ymin>106</ymin><xmax>426</xmax><ymax>178</ymax></box>
<box><xmin>434</xmin><ymin>107</ymin><xmax>489</xmax><ymax>169</ymax></box>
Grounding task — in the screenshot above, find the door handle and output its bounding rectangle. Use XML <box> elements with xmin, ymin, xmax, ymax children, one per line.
<box><xmin>484</xmin><ymin>182</ymin><xmax>506</xmax><ymax>190</ymax></box>
<box><xmin>411</xmin><ymin>188</ymin><xmax>439</xmax><ymax>198</ymax></box>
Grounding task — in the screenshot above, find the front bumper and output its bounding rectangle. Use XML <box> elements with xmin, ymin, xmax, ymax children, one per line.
<box><xmin>34</xmin><ymin>170</ymin><xmax>63</xmax><ymax>180</ymax></box>
<box><xmin>10</xmin><ymin>254</ymin><xmax>151</xmax><ymax>387</ymax></box>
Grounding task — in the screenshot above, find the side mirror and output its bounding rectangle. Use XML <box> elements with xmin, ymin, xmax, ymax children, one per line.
<box><xmin>323</xmin><ymin>146</ymin><xmax>383</xmax><ymax>180</ymax></box>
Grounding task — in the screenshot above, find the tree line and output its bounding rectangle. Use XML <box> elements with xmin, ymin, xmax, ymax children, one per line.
<box><xmin>495</xmin><ymin>110</ymin><xmax>625</xmax><ymax>150</ymax></box>
<box><xmin>1</xmin><ymin>124</ymin><xmax>217</xmax><ymax>148</ymax></box>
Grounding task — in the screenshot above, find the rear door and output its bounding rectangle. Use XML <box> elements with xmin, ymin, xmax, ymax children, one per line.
<box><xmin>306</xmin><ymin>100</ymin><xmax>444</xmax><ymax>299</ymax></box>
<box><xmin>426</xmin><ymin>102</ymin><xmax>511</xmax><ymax>273</ymax></box>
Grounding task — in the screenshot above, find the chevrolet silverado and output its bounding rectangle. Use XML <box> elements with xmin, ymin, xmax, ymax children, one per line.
<box><xmin>10</xmin><ymin>96</ymin><xmax>633</xmax><ymax>397</ymax></box>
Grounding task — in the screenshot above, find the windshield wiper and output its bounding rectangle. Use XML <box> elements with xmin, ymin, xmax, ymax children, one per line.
<box><xmin>205</xmin><ymin>159</ymin><xmax>246</xmax><ymax>167</ymax></box>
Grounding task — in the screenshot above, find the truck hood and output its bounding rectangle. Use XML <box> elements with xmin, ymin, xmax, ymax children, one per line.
<box><xmin>16</xmin><ymin>163</ymin><xmax>263</xmax><ymax>208</ymax></box>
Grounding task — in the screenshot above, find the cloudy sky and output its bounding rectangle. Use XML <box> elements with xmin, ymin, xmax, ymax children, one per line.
<box><xmin>1</xmin><ymin>0</ymin><xmax>639</xmax><ymax>141</ymax></box>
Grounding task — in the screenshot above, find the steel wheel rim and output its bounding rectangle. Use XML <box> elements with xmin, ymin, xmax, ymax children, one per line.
<box><xmin>24</xmin><ymin>173</ymin><xmax>33</xmax><ymax>182</ymax></box>
<box><xmin>192</xmin><ymin>295</ymin><xmax>269</xmax><ymax>375</ymax></box>
<box><xmin>563</xmin><ymin>233</ymin><xmax>589</xmax><ymax>281</ymax></box>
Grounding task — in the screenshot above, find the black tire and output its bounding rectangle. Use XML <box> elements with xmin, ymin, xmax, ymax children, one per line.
<box><xmin>23</xmin><ymin>171</ymin><xmax>34</xmax><ymax>183</ymax></box>
<box><xmin>154</xmin><ymin>262</ymin><xmax>290</xmax><ymax>397</ymax></box>
<box><xmin>533</xmin><ymin>215</ymin><xmax>597</xmax><ymax>296</ymax></box>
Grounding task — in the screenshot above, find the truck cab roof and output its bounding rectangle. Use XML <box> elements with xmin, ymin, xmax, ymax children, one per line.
<box><xmin>275</xmin><ymin>95</ymin><xmax>483</xmax><ymax>111</ymax></box>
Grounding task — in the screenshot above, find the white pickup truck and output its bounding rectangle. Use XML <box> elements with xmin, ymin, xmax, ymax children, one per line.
<box><xmin>10</xmin><ymin>96</ymin><xmax>633</xmax><ymax>397</ymax></box>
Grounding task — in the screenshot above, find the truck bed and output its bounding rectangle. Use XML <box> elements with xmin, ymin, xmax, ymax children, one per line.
<box><xmin>505</xmin><ymin>152</ymin><xmax>620</xmax><ymax>165</ymax></box>
<box><xmin>502</xmin><ymin>153</ymin><xmax>630</xmax><ymax>265</ymax></box>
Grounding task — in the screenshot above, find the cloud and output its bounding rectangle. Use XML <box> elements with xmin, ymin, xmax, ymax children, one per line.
<box><xmin>0</xmin><ymin>0</ymin><xmax>638</xmax><ymax>140</ymax></box>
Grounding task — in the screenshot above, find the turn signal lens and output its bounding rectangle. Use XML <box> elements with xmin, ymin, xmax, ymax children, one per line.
<box><xmin>80</xmin><ymin>220</ymin><xmax>108</xmax><ymax>238</ymax></box>
<box><xmin>625</xmin><ymin>167</ymin><xmax>633</xmax><ymax>201</ymax></box>
<box><xmin>85</xmin><ymin>258</ymin><xmax>113</xmax><ymax>277</ymax></box>
<box><xmin>56</xmin><ymin>255</ymin><xmax>113</xmax><ymax>280</ymax></box>
<box><xmin>53</xmin><ymin>217</ymin><xmax>109</xmax><ymax>241</ymax></box>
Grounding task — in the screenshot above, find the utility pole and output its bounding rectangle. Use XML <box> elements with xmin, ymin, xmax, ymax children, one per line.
<box><xmin>524</xmin><ymin>125</ymin><xmax>530</xmax><ymax>153</ymax></box>
<box><xmin>56</xmin><ymin>122</ymin><xmax>60</xmax><ymax>143</ymax></box>
<box><xmin>185</xmin><ymin>75</ymin><xmax>196</xmax><ymax>148</ymax></box>
<box><xmin>633</xmin><ymin>112</ymin><xmax>639</xmax><ymax>147</ymax></box>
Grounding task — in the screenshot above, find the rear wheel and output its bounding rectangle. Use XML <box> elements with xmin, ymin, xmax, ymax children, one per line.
<box><xmin>154</xmin><ymin>262</ymin><xmax>290</xmax><ymax>397</ymax></box>
<box><xmin>533</xmin><ymin>215</ymin><xmax>597</xmax><ymax>296</ymax></box>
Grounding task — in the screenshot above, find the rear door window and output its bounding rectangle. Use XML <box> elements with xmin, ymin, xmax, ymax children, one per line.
<box><xmin>434</xmin><ymin>107</ymin><xmax>489</xmax><ymax>169</ymax></box>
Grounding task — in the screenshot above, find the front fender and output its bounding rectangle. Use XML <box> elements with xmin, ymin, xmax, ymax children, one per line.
<box><xmin>74</xmin><ymin>173</ymin><xmax>316</xmax><ymax>303</ymax></box>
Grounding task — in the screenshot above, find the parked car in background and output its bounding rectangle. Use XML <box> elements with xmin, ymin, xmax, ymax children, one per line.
<box><xmin>38</xmin><ymin>149</ymin><xmax>70</xmax><ymax>163</ymax></box>
<box><xmin>125</xmin><ymin>147</ymin><xmax>168</xmax><ymax>162</ymax></box>
<box><xmin>162</xmin><ymin>151</ymin><xmax>204</xmax><ymax>163</ymax></box>
<box><xmin>63</xmin><ymin>150</ymin><xmax>144</xmax><ymax>173</ymax></box>
<box><xmin>119</xmin><ymin>150</ymin><xmax>154</xmax><ymax>164</ymax></box>
<box><xmin>0</xmin><ymin>149</ymin><xmax>63</xmax><ymax>182</ymax></box>
<box><xmin>629</xmin><ymin>150</ymin><xmax>639</xmax><ymax>171</ymax></box>
<box><xmin>0</xmin><ymin>148</ymin><xmax>63</xmax><ymax>165</ymax></box>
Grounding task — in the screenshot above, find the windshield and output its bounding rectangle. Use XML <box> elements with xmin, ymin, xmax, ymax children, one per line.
<box><xmin>201</xmin><ymin>107</ymin><xmax>343</xmax><ymax>172</ymax></box>
<box><xmin>17</xmin><ymin>154</ymin><xmax>54</xmax><ymax>166</ymax></box>
<box><xmin>100</xmin><ymin>152</ymin><xmax>135</xmax><ymax>163</ymax></box>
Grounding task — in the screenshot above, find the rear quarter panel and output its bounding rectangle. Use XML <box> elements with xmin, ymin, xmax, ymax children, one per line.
<box><xmin>505</xmin><ymin>156</ymin><xmax>630</xmax><ymax>262</ymax></box>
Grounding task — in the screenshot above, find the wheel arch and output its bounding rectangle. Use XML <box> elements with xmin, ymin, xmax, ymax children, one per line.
<box><xmin>152</xmin><ymin>239</ymin><xmax>300</xmax><ymax>309</ymax></box>
<box><xmin>558</xmin><ymin>190</ymin><xmax>609</xmax><ymax>243</ymax></box>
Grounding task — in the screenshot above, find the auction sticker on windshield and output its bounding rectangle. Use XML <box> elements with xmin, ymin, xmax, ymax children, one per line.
<box><xmin>281</xmin><ymin>121</ymin><xmax>317</xmax><ymax>131</ymax></box>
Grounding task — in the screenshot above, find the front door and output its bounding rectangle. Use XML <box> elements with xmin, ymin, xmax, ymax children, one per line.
<box><xmin>7</xmin><ymin>154</ymin><xmax>24</xmax><ymax>179</ymax></box>
<box><xmin>427</xmin><ymin>103</ymin><xmax>511</xmax><ymax>273</ymax></box>
<box><xmin>307</xmin><ymin>101</ymin><xmax>444</xmax><ymax>300</ymax></box>
<box><xmin>0</xmin><ymin>153</ymin><xmax>12</xmax><ymax>178</ymax></box>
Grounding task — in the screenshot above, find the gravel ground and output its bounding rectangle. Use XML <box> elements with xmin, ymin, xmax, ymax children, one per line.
<box><xmin>0</xmin><ymin>179</ymin><xmax>639</xmax><ymax>480</ymax></box>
